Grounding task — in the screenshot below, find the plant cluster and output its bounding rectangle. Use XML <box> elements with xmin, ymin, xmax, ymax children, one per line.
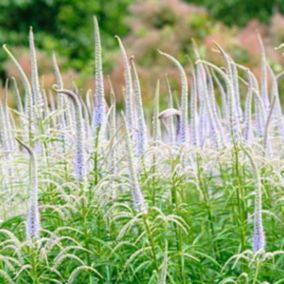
<box><xmin>0</xmin><ymin>16</ymin><xmax>284</xmax><ymax>283</ymax></box>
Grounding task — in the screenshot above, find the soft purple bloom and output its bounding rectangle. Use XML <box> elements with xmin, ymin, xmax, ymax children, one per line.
<box><xmin>92</xmin><ymin>17</ymin><xmax>106</xmax><ymax>130</ymax></box>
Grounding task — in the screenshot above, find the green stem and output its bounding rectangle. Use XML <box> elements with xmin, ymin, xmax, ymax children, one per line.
<box><xmin>30</xmin><ymin>244</ymin><xmax>39</xmax><ymax>284</ymax></box>
<box><xmin>151</xmin><ymin>152</ymin><xmax>157</xmax><ymax>206</ymax></box>
<box><xmin>142</xmin><ymin>214</ymin><xmax>158</xmax><ymax>271</ymax></box>
<box><xmin>233</xmin><ymin>145</ymin><xmax>246</xmax><ymax>251</ymax></box>
<box><xmin>170</xmin><ymin>159</ymin><xmax>186</xmax><ymax>284</ymax></box>
<box><xmin>93</xmin><ymin>128</ymin><xmax>100</xmax><ymax>186</ymax></box>
<box><xmin>253</xmin><ymin>260</ymin><xmax>261</xmax><ymax>284</ymax></box>
<box><xmin>196</xmin><ymin>154</ymin><xmax>219</xmax><ymax>259</ymax></box>
<box><xmin>81</xmin><ymin>185</ymin><xmax>94</xmax><ymax>283</ymax></box>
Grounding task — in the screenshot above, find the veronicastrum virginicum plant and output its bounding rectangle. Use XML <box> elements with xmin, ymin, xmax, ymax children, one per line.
<box><xmin>0</xmin><ymin>16</ymin><xmax>283</xmax><ymax>284</ymax></box>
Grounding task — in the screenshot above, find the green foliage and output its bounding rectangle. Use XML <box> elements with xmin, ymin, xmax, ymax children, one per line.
<box><xmin>185</xmin><ymin>0</ymin><xmax>284</xmax><ymax>26</ymax></box>
<box><xmin>0</xmin><ymin>0</ymin><xmax>133</xmax><ymax>75</ymax></box>
<box><xmin>1</xmin><ymin>147</ymin><xmax>284</xmax><ymax>283</ymax></box>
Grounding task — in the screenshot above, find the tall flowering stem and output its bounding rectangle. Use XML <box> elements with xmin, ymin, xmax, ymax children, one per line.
<box><xmin>243</xmin><ymin>147</ymin><xmax>265</xmax><ymax>253</ymax></box>
<box><xmin>153</xmin><ymin>80</ymin><xmax>161</xmax><ymax>143</ymax></box>
<box><xmin>116</xmin><ymin>36</ymin><xmax>135</xmax><ymax>133</ymax></box>
<box><xmin>3</xmin><ymin>44</ymin><xmax>35</xmax><ymax>146</ymax></box>
<box><xmin>92</xmin><ymin>16</ymin><xmax>106</xmax><ymax>130</ymax></box>
<box><xmin>16</xmin><ymin>138</ymin><xmax>40</xmax><ymax>240</ymax></box>
<box><xmin>122</xmin><ymin>114</ymin><xmax>147</xmax><ymax>214</ymax></box>
<box><xmin>54</xmin><ymin>87</ymin><xmax>87</xmax><ymax>182</ymax></box>
<box><xmin>258</xmin><ymin>34</ymin><xmax>270</xmax><ymax>113</ymax></box>
<box><xmin>130</xmin><ymin>56</ymin><xmax>148</xmax><ymax>156</ymax></box>
<box><xmin>159</xmin><ymin>51</ymin><xmax>188</xmax><ymax>145</ymax></box>
<box><xmin>29</xmin><ymin>27</ymin><xmax>44</xmax><ymax>117</ymax></box>
<box><xmin>165</xmin><ymin>76</ymin><xmax>177</xmax><ymax>144</ymax></box>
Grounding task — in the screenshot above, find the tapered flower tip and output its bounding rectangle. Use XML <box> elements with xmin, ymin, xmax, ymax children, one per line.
<box><xmin>157</xmin><ymin>49</ymin><xmax>165</xmax><ymax>56</ymax></box>
<box><xmin>115</xmin><ymin>36</ymin><xmax>125</xmax><ymax>49</ymax></box>
<box><xmin>212</xmin><ymin>40</ymin><xmax>222</xmax><ymax>51</ymax></box>
<box><xmin>52</xmin><ymin>84</ymin><xmax>60</xmax><ymax>92</ymax></box>
<box><xmin>191</xmin><ymin>38</ymin><xmax>202</xmax><ymax>59</ymax></box>
<box><xmin>93</xmin><ymin>15</ymin><xmax>98</xmax><ymax>24</ymax></box>
<box><xmin>158</xmin><ymin>49</ymin><xmax>179</xmax><ymax>60</ymax></box>
<box><xmin>53</xmin><ymin>86</ymin><xmax>79</xmax><ymax>104</ymax></box>
<box><xmin>195</xmin><ymin>58</ymin><xmax>203</xmax><ymax>65</ymax></box>
<box><xmin>256</xmin><ymin>32</ymin><xmax>265</xmax><ymax>51</ymax></box>
<box><xmin>129</xmin><ymin>55</ymin><xmax>135</xmax><ymax>62</ymax></box>
<box><xmin>275</xmin><ymin>42</ymin><xmax>284</xmax><ymax>51</ymax></box>
<box><xmin>159</xmin><ymin>108</ymin><xmax>181</xmax><ymax>120</ymax></box>
<box><xmin>210</xmin><ymin>41</ymin><xmax>223</xmax><ymax>54</ymax></box>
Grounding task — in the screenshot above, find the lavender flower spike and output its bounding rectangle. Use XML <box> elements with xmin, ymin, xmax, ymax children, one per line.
<box><xmin>165</xmin><ymin>76</ymin><xmax>177</xmax><ymax>144</ymax></box>
<box><xmin>1</xmin><ymin>80</ymin><xmax>16</xmax><ymax>154</ymax></box>
<box><xmin>252</xmin><ymin>167</ymin><xmax>265</xmax><ymax>253</ymax></box>
<box><xmin>16</xmin><ymin>138</ymin><xmax>40</xmax><ymax>240</ymax></box>
<box><xmin>3</xmin><ymin>44</ymin><xmax>35</xmax><ymax>145</ymax></box>
<box><xmin>116</xmin><ymin>36</ymin><xmax>135</xmax><ymax>133</ymax></box>
<box><xmin>158</xmin><ymin>50</ymin><xmax>188</xmax><ymax>145</ymax></box>
<box><xmin>29</xmin><ymin>27</ymin><xmax>44</xmax><ymax>116</ymax></box>
<box><xmin>130</xmin><ymin>57</ymin><xmax>148</xmax><ymax>156</ymax></box>
<box><xmin>54</xmin><ymin>87</ymin><xmax>87</xmax><ymax>182</ymax></box>
<box><xmin>243</xmin><ymin>70</ymin><xmax>253</xmax><ymax>142</ymax></box>
<box><xmin>153</xmin><ymin>80</ymin><xmax>161</xmax><ymax>143</ymax></box>
<box><xmin>122</xmin><ymin>113</ymin><xmax>147</xmax><ymax>214</ymax></box>
<box><xmin>257</xmin><ymin>33</ymin><xmax>270</xmax><ymax>113</ymax></box>
<box><xmin>244</xmin><ymin>148</ymin><xmax>265</xmax><ymax>253</ymax></box>
<box><xmin>92</xmin><ymin>16</ymin><xmax>106</xmax><ymax>130</ymax></box>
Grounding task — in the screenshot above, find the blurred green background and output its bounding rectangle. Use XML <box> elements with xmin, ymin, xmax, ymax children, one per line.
<box><xmin>1</xmin><ymin>0</ymin><xmax>284</xmax><ymax>101</ymax></box>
